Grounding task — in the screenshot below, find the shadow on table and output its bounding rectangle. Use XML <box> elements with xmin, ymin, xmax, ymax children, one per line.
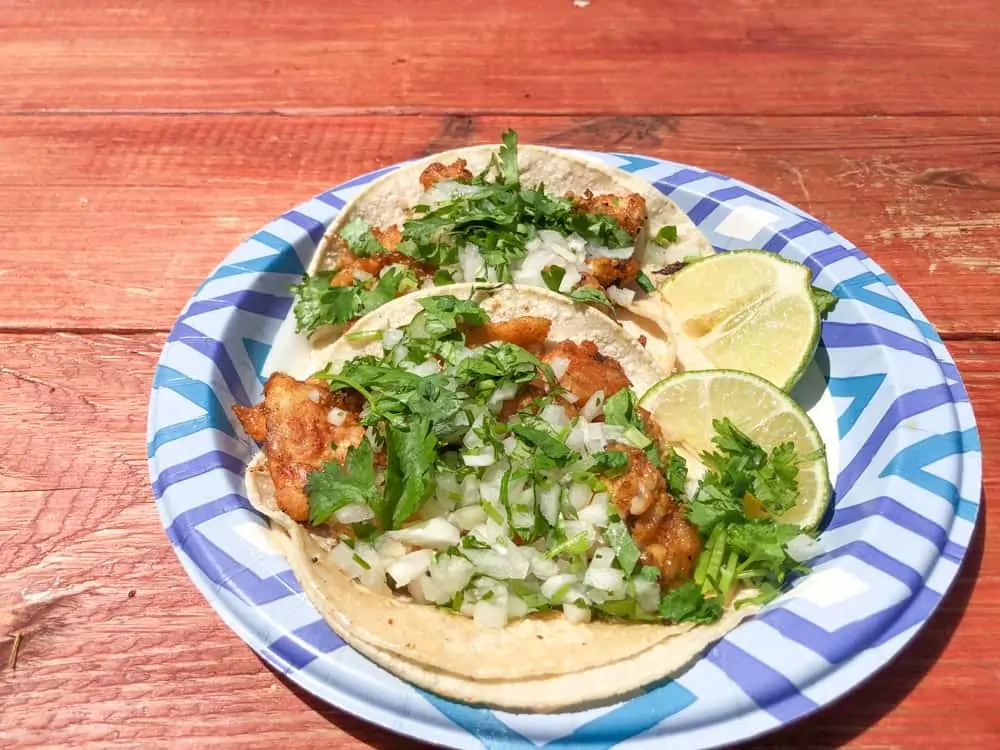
<box><xmin>262</xmin><ymin>487</ymin><xmax>987</xmax><ymax>750</ymax></box>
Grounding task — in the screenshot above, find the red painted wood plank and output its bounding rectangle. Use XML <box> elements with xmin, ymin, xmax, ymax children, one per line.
<box><xmin>0</xmin><ymin>114</ymin><xmax>997</xmax><ymax>334</ymax></box>
<box><xmin>1</xmin><ymin>0</ymin><xmax>998</xmax><ymax>116</ymax></box>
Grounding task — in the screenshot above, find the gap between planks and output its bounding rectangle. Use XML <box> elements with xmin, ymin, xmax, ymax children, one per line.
<box><xmin>2</xmin><ymin>109</ymin><xmax>999</xmax><ymax>119</ymax></box>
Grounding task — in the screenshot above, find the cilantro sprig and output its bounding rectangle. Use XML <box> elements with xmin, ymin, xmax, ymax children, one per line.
<box><xmin>291</xmin><ymin>266</ymin><xmax>417</xmax><ymax>336</ymax></box>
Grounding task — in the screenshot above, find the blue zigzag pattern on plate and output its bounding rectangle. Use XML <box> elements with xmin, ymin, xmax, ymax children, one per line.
<box><xmin>148</xmin><ymin>153</ymin><xmax>982</xmax><ymax>750</ymax></box>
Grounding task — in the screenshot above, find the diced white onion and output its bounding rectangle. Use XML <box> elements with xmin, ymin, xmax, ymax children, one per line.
<box><xmin>541</xmin><ymin>574</ymin><xmax>579</xmax><ymax>603</ymax></box>
<box><xmin>634</xmin><ymin>578</ymin><xmax>661</xmax><ymax>613</ymax></box>
<box><xmin>333</xmin><ymin>502</ymin><xmax>375</xmax><ymax>525</ymax></box>
<box><xmin>487</xmin><ymin>382</ymin><xmax>521</xmax><ymax>410</ymax></box>
<box><xmin>549</xmin><ymin>356</ymin><xmax>570</xmax><ymax>380</ymax></box>
<box><xmin>330</xmin><ymin>542</ymin><xmax>368</xmax><ymax>579</ymax></box>
<box><xmin>563</xmin><ymin>601</ymin><xmax>592</xmax><ymax>624</ymax></box>
<box><xmin>538</xmin><ymin>484</ymin><xmax>561</xmax><ymax>525</ymax></box>
<box><xmin>589</xmin><ymin>547</ymin><xmax>616</xmax><ymax>569</ymax></box>
<box><xmin>562</xmin><ymin>391</ymin><xmax>579</xmax><ymax>404</ymax></box>
<box><xmin>462</xmin><ymin>545</ymin><xmax>531</xmax><ymax>580</ymax></box>
<box><xmin>307</xmin><ymin>390</ymin><xmax>321</xmax><ymax>403</ymax></box>
<box><xmin>590</xmin><ymin>245</ymin><xmax>635</xmax><ymax>260</ymax></box>
<box><xmin>406</xmin><ymin>359</ymin><xmax>441</xmax><ymax>377</ymax></box>
<box><xmin>460</xmin><ymin>474</ymin><xmax>481</xmax><ymax>507</ymax></box>
<box><xmin>580</xmin><ymin>390</ymin><xmax>606</xmax><ymax>422</ymax></box>
<box><xmin>501</xmin><ymin>435</ymin><xmax>517</xmax><ymax>455</ymax></box>
<box><xmin>473</xmin><ymin>598</ymin><xmax>509</xmax><ymax>629</ymax></box>
<box><xmin>459</xmin><ymin>244</ymin><xmax>485</xmax><ymax>282</ymax></box>
<box><xmin>375</xmin><ymin>537</ymin><xmax>408</xmax><ymax>563</ymax></box>
<box><xmin>539</xmin><ymin>403</ymin><xmax>571</xmax><ymax>430</ymax></box>
<box><xmin>463</xmin><ymin>447</ymin><xmax>497</xmax><ymax>467</ymax></box>
<box><xmin>606</xmin><ymin>285</ymin><xmax>636</xmax><ymax>306</ymax></box>
<box><xmin>506</xmin><ymin>594</ymin><xmax>529</xmax><ymax>619</ymax></box>
<box><xmin>584</xmin><ymin>566</ymin><xmax>626</xmax><ymax>599</ymax></box>
<box><xmin>327</xmin><ymin>407</ymin><xmax>347</xmax><ymax>426</ymax></box>
<box><xmin>387</xmin><ymin>518</ymin><xmax>461</xmax><ymax>549</ymax></box>
<box><xmin>381</xmin><ymin>328</ymin><xmax>403</xmax><ymax>349</ymax></box>
<box><xmin>421</xmin><ymin>555</ymin><xmax>475</xmax><ymax>604</ymax></box>
<box><xmin>386</xmin><ymin>549</ymin><xmax>434</xmax><ymax>587</ymax></box>
<box><xmin>558</xmin><ymin>265</ymin><xmax>582</xmax><ymax>293</ymax></box>
<box><xmin>352</xmin><ymin>269</ymin><xmax>374</xmax><ymax>282</ymax></box>
<box><xmin>568</xmin><ymin>482</ymin><xmax>593</xmax><ymax>510</ymax></box>
<box><xmin>564</xmin><ymin>519</ymin><xmax>597</xmax><ymax>549</ymax></box>
<box><xmin>450</xmin><ymin>504</ymin><xmax>488</xmax><ymax>531</ymax></box>
<box><xmin>578</xmin><ymin>492</ymin><xmax>609</xmax><ymax>527</ymax></box>
<box><xmin>525</xmin><ymin>548</ymin><xmax>561</xmax><ymax>579</ymax></box>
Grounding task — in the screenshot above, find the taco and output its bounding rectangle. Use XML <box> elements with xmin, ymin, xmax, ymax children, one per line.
<box><xmin>288</xmin><ymin>131</ymin><xmax>714</xmax><ymax>373</ymax></box>
<box><xmin>234</xmin><ymin>284</ymin><xmax>814</xmax><ymax>711</ymax></box>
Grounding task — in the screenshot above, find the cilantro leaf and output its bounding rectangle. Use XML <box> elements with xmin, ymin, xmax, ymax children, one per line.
<box><xmin>433</xmin><ymin>268</ymin><xmax>456</xmax><ymax>286</ymax></box>
<box><xmin>291</xmin><ymin>272</ymin><xmax>357</xmax><ymax>335</ymax></box>
<box><xmin>384</xmin><ymin>419</ymin><xmax>437</xmax><ymax>529</ymax></box>
<box><xmin>498</xmin><ymin>129</ymin><xmax>520</xmax><ymax>188</ymax></box>
<box><xmin>541</xmin><ymin>264</ymin><xmax>566</xmax><ymax>292</ymax></box>
<box><xmin>290</xmin><ymin>266</ymin><xmax>418</xmax><ymax>336</ymax></box>
<box><xmin>636</xmin><ymin>271</ymin><xmax>656</xmax><ymax>293</ymax></box>
<box><xmin>457</xmin><ymin>342</ymin><xmax>552</xmax><ymax>403</ymax></box>
<box><xmin>565</xmin><ymin>286</ymin><xmax>616</xmax><ymax>312</ymax></box>
<box><xmin>339</xmin><ymin>217</ymin><xmax>385</xmax><ymax>257</ymax></box>
<box><xmin>811</xmin><ymin>286</ymin><xmax>839</xmax><ymax>319</ymax></box>
<box><xmin>306</xmin><ymin>441</ymin><xmax>377</xmax><ymax>526</ymax></box>
<box><xmin>658</xmin><ymin>582</ymin><xmax>723</xmax><ymax>624</ymax></box>
<box><xmin>418</xmin><ymin>295</ymin><xmax>489</xmax><ymax>337</ymax></box>
<box><xmin>664</xmin><ymin>447</ymin><xmax>688</xmax><ymax>499</ymax></box>
<box><xmin>653</xmin><ymin>225</ymin><xmax>679</xmax><ymax>246</ymax></box>
<box><xmin>511</xmin><ymin>422</ymin><xmax>577</xmax><ymax>468</ymax></box>
<box><xmin>591</xmin><ymin>449</ymin><xmax>629</xmax><ymax>476</ymax></box>
<box><xmin>603</xmin><ymin>520</ymin><xmax>641</xmax><ymax>577</ymax></box>
<box><xmin>564</xmin><ymin>210</ymin><xmax>634</xmax><ymax>249</ymax></box>
<box><xmin>603</xmin><ymin>388</ymin><xmax>640</xmax><ymax>430</ymax></box>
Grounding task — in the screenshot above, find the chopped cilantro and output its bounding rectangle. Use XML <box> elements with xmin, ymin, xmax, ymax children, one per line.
<box><xmin>664</xmin><ymin>447</ymin><xmax>688</xmax><ymax>499</ymax></box>
<box><xmin>591</xmin><ymin>449</ymin><xmax>629</xmax><ymax>476</ymax></box>
<box><xmin>305</xmin><ymin>441</ymin><xmax>377</xmax><ymax>526</ymax></box>
<box><xmin>433</xmin><ymin>268</ymin><xmax>456</xmax><ymax>286</ymax></box>
<box><xmin>565</xmin><ymin>286</ymin><xmax>616</xmax><ymax>313</ymax></box>
<box><xmin>658</xmin><ymin>582</ymin><xmax>723</xmax><ymax>624</ymax></box>
<box><xmin>636</xmin><ymin>271</ymin><xmax>656</xmax><ymax>293</ymax></box>
<box><xmin>384</xmin><ymin>418</ymin><xmax>437</xmax><ymax>529</ymax></box>
<box><xmin>541</xmin><ymin>264</ymin><xmax>566</xmax><ymax>292</ymax></box>
<box><xmin>339</xmin><ymin>217</ymin><xmax>385</xmax><ymax>257</ymax></box>
<box><xmin>290</xmin><ymin>266</ymin><xmax>418</xmax><ymax>335</ymax></box>
<box><xmin>604</xmin><ymin>520</ymin><xmax>640</xmax><ymax>577</ymax></box>
<box><xmin>653</xmin><ymin>225</ymin><xmax>679</xmax><ymax>246</ymax></box>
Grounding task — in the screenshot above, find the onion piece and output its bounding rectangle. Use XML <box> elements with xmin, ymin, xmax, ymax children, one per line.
<box><xmin>386</xmin><ymin>549</ymin><xmax>434</xmax><ymax>587</ymax></box>
<box><xmin>541</xmin><ymin>573</ymin><xmax>579</xmax><ymax>603</ymax></box>
<box><xmin>473</xmin><ymin>598</ymin><xmax>509</xmax><ymax>629</ymax></box>
<box><xmin>549</xmin><ymin>356</ymin><xmax>570</xmax><ymax>380</ymax></box>
<box><xmin>381</xmin><ymin>328</ymin><xmax>403</xmax><ymax>349</ymax></box>
<box><xmin>327</xmin><ymin>407</ymin><xmax>347</xmax><ymax>426</ymax></box>
<box><xmin>580</xmin><ymin>390</ymin><xmax>606</xmax><ymax>421</ymax></box>
<box><xmin>462</xmin><ymin>447</ymin><xmax>497</xmax><ymax>468</ymax></box>
<box><xmin>563</xmin><ymin>601</ymin><xmax>592</xmax><ymax>624</ymax></box>
<box><xmin>333</xmin><ymin>502</ymin><xmax>375</xmax><ymax>525</ymax></box>
<box><xmin>387</xmin><ymin>518</ymin><xmax>461</xmax><ymax>549</ymax></box>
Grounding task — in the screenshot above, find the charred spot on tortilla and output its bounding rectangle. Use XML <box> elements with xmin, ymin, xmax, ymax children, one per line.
<box><xmin>655</xmin><ymin>261</ymin><xmax>687</xmax><ymax>277</ymax></box>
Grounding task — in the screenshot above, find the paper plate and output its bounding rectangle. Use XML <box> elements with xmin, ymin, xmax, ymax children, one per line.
<box><xmin>148</xmin><ymin>151</ymin><xmax>981</xmax><ymax>749</ymax></box>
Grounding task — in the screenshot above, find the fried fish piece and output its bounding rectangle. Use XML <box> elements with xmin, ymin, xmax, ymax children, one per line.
<box><xmin>567</xmin><ymin>190</ymin><xmax>647</xmax><ymax>237</ymax></box>
<box><xmin>462</xmin><ymin>316</ymin><xmax>552</xmax><ymax>354</ymax></box>
<box><xmin>419</xmin><ymin>158</ymin><xmax>474</xmax><ymax>190</ymax></box>
<box><xmin>500</xmin><ymin>339</ymin><xmax>631</xmax><ymax>420</ymax></box>
<box><xmin>602</xmin><ymin>444</ymin><xmax>702</xmax><ymax>589</ymax></box>
<box><xmin>329</xmin><ymin>230</ymin><xmax>431</xmax><ymax>288</ymax></box>
<box><xmin>579</xmin><ymin>257</ymin><xmax>640</xmax><ymax>290</ymax></box>
<box><xmin>234</xmin><ymin>373</ymin><xmax>365</xmax><ymax>523</ymax></box>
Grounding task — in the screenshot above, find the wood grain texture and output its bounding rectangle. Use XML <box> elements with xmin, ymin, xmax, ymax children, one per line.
<box><xmin>0</xmin><ymin>333</ymin><xmax>996</xmax><ymax>748</ymax></box>
<box><xmin>2</xmin><ymin>114</ymin><xmax>1000</xmax><ymax>334</ymax></box>
<box><xmin>2</xmin><ymin>0</ymin><xmax>999</xmax><ymax>116</ymax></box>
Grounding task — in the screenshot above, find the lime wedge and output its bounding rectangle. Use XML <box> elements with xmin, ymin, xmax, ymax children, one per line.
<box><xmin>639</xmin><ymin>369</ymin><xmax>830</xmax><ymax>530</ymax></box>
<box><xmin>658</xmin><ymin>250</ymin><xmax>820</xmax><ymax>391</ymax></box>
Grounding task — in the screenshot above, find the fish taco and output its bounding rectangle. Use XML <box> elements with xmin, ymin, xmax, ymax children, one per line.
<box><xmin>288</xmin><ymin>131</ymin><xmax>714</xmax><ymax>373</ymax></box>
<box><xmin>234</xmin><ymin>284</ymin><xmax>819</xmax><ymax>711</ymax></box>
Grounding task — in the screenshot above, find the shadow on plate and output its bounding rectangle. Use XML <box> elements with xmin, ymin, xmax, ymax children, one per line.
<box><xmin>261</xmin><ymin>485</ymin><xmax>985</xmax><ymax>750</ymax></box>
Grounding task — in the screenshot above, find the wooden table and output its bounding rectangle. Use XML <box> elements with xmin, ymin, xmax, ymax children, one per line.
<box><xmin>1</xmin><ymin>1</ymin><xmax>997</xmax><ymax>747</ymax></box>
